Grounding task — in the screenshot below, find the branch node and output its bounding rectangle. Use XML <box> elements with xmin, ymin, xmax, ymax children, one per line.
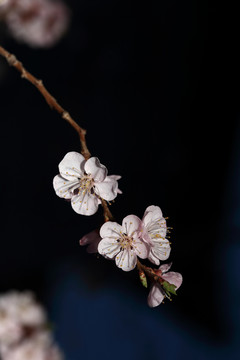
<box><xmin>62</xmin><ymin>111</ymin><xmax>70</xmax><ymax>120</ymax></box>
<box><xmin>7</xmin><ymin>54</ymin><xmax>17</xmax><ymax>67</ymax></box>
<box><xmin>21</xmin><ymin>68</ymin><xmax>28</xmax><ymax>79</ymax></box>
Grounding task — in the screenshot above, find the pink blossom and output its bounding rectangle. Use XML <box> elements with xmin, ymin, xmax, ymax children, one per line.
<box><xmin>140</xmin><ymin>205</ymin><xmax>171</xmax><ymax>265</ymax></box>
<box><xmin>147</xmin><ymin>263</ymin><xmax>183</xmax><ymax>307</ymax></box>
<box><xmin>2</xmin><ymin>331</ymin><xmax>63</xmax><ymax>360</ymax></box>
<box><xmin>98</xmin><ymin>215</ymin><xmax>149</xmax><ymax>271</ymax></box>
<box><xmin>0</xmin><ymin>291</ymin><xmax>46</xmax><ymax>346</ymax></box>
<box><xmin>3</xmin><ymin>0</ymin><xmax>70</xmax><ymax>48</ymax></box>
<box><xmin>53</xmin><ymin>152</ymin><xmax>121</xmax><ymax>216</ymax></box>
<box><xmin>79</xmin><ymin>229</ymin><xmax>101</xmax><ymax>253</ymax></box>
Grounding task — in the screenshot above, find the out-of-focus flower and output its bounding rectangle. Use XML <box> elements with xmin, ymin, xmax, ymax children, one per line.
<box><xmin>53</xmin><ymin>152</ymin><xmax>120</xmax><ymax>215</ymax></box>
<box><xmin>1</xmin><ymin>0</ymin><xmax>70</xmax><ymax>48</ymax></box>
<box><xmin>2</xmin><ymin>331</ymin><xmax>63</xmax><ymax>360</ymax></box>
<box><xmin>147</xmin><ymin>263</ymin><xmax>183</xmax><ymax>307</ymax></box>
<box><xmin>0</xmin><ymin>291</ymin><xmax>64</xmax><ymax>359</ymax></box>
<box><xmin>79</xmin><ymin>229</ymin><xmax>101</xmax><ymax>253</ymax></box>
<box><xmin>98</xmin><ymin>215</ymin><xmax>149</xmax><ymax>271</ymax></box>
<box><xmin>140</xmin><ymin>205</ymin><xmax>171</xmax><ymax>265</ymax></box>
<box><xmin>0</xmin><ymin>291</ymin><xmax>46</xmax><ymax>347</ymax></box>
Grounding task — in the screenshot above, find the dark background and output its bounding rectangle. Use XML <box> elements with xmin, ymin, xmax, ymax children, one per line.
<box><xmin>0</xmin><ymin>1</ymin><xmax>239</xmax><ymax>359</ymax></box>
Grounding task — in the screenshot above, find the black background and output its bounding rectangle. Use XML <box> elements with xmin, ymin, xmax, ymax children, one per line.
<box><xmin>0</xmin><ymin>1</ymin><xmax>239</xmax><ymax>359</ymax></box>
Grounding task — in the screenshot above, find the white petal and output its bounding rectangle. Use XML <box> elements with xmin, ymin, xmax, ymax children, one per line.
<box><xmin>100</xmin><ymin>221</ymin><xmax>122</xmax><ymax>239</ymax></box>
<box><xmin>162</xmin><ymin>272</ymin><xmax>183</xmax><ymax>290</ymax></box>
<box><xmin>151</xmin><ymin>242</ymin><xmax>171</xmax><ymax>261</ymax></box>
<box><xmin>148</xmin><ymin>251</ymin><xmax>160</xmax><ymax>265</ymax></box>
<box><xmin>94</xmin><ymin>178</ymin><xmax>118</xmax><ymax>201</ymax></box>
<box><xmin>58</xmin><ymin>152</ymin><xmax>85</xmax><ymax>180</ymax></box>
<box><xmin>133</xmin><ymin>238</ymin><xmax>149</xmax><ymax>259</ymax></box>
<box><xmin>159</xmin><ymin>262</ymin><xmax>172</xmax><ymax>273</ymax></box>
<box><xmin>53</xmin><ymin>175</ymin><xmax>79</xmax><ymax>199</ymax></box>
<box><xmin>71</xmin><ymin>192</ymin><xmax>99</xmax><ymax>215</ymax></box>
<box><xmin>122</xmin><ymin>215</ymin><xmax>142</xmax><ymax>237</ymax></box>
<box><xmin>84</xmin><ymin>157</ymin><xmax>107</xmax><ymax>182</ymax></box>
<box><xmin>142</xmin><ymin>205</ymin><xmax>163</xmax><ymax>227</ymax></box>
<box><xmin>147</xmin><ymin>284</ymin><xmax>164</xmax><ymax>307</ymax></box>
<box><xmin>115</xmin><ymin>249</ymin><xmax>137</xmax><ymax>271</ymax></box>
<box><xmin>98</xmin><ymin>238</ymin><xmax>121</xmax><ymax>259</ymax></box>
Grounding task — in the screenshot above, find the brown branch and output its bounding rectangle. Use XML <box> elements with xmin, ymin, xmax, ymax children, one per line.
<box><xmin>101</xmin><ymin>199</ymin><xmax>114</xmax><ymax>222</ymax></box>
<box><xmin>0</xmin><ymin>44</ymin><xmax>115</xmax><ymax>223</ymax></box>
<box><xmin>0</xmin><ymin>45</ymin><xmax>91</xmax><ymax>160</ymax></box>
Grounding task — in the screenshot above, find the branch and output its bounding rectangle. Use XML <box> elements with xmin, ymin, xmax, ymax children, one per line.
<box><xmin>0</xmin><ymin>44</ymin><xmax>114</xmax><ymax>222</ymax></box>
<box><xmin>0</xmin><ymin>45</ymin><xmax>91</xmax><ymax>160</ymax></box>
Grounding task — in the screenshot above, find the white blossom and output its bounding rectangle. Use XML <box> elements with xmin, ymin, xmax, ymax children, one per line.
<box><xmin>53</xmin><ymin>152</ymin><xmax>120</xmax><ymax>215</ymax></box>
<box><xmin>98</xmin><ymin>215</ymin><xmax>149</xmax><ymax>271</ymax></box>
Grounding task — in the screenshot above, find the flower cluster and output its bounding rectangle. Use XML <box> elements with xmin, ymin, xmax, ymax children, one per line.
<box><xmin>0</xmin><ymin>291</ymin><xmax>63</xmax><ymax>359</ymax></box>
<box><xmin>54</xmin><ymin>152</ymin><xmax>182</xmax><ymax>308</ymax></box>
<box><xmin>0</xmin><ymin>0</ymin><xmax>69</xmax><ymax>47</ymax></box>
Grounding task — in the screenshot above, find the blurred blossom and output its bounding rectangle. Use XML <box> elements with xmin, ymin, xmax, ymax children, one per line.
<box><xmin>0</xmin><ymin>0</ymin><xmax>70</xmax><ymax>47</ymax></box>
<box><xmin>0</xmin><ymin>291</ymin><xmax>64</xmax><ymax>360</ymax></box>
<box><xmin>2</xmin><ymin>332</ymin><xmax>63</xmax><ymax>360</ymax></box>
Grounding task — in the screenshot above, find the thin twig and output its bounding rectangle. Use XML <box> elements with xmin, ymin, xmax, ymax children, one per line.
<box><xmin>0</xmin><ymin>45</ymin><xmax>91</xmax><ymax>160</ymax></box>
<box><xmin>0</xmin><ymin>44</ymin><xmax>114</xmax><ymax>222</ymax></box>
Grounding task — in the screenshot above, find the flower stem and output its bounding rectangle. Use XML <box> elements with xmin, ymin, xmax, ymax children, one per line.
<box><xmin>0</xmin><ymin>45</ymin><xmax>91</xmax><ymax>160</ymax></box>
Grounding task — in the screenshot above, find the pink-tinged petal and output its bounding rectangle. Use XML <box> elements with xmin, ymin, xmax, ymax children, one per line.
<box><xmin>159</xmin><ymin>262</ymin><xmax>172</xmax><ymax>273</ymax></box>
<box><xmin>107</xmin><ymin>175</ymin><xmax>122</xmax><ymax>194</ymax></box>
<box><xmin>151</xmin><ymin>241</ymin><xmax>171</xmax><ymax>261</ymax></box>
<box><xmin>100</xmin><ymin>221</ymin><xmax>122</xmax><ymax>239</ymax></box>
<box><xmin>147</xmin><ymin>284</ymin><xmax>164</xmax><ymax>308</ymax></box>
<box><xmin>162</xmin><ymin>272</ymin><xmax>183</xmax><ymax>290</ymax></box>
<box><xmin>108</xmin><ymin>175</ymin><xmax>121</xmax><ymax>181</ymax></box>
<box><xmin>79</xmin><ymin>230</ymin><xmax>101</xmax><ymax>253</ymax></box>
<box><xmin>71</xmin><ymin>192</ymin><xmax>98</xmax><ymax>215</ymax></box>
<box><xmin>122</xmin><ymin>215</ymin><xmax>142</xmax><ymax>237</ymax></box>
<box><xmin>58</xmin><ymin>152</ymin><xmax>85</xmax><ymax>180</ymax></box>
<box><xmin>98</xmin><ymin>238</ymin><xmax>121</xmax><ymax>259</ymax></box>
<box><xmin>84</xmin><ymin>157</ymin><xmax>107</xmax><ymax>182</ymax></box>
<box><xmin>94</xmin><ymin>178</ymin><xmax>118</xmax><ymax>201</ymax></box>
<box><xmin>115</xmin><ymin>249</ymin><xmax>137</xmax><ymax>271</ymax></box>
<box><xmin>53</xmin><ymin>175</ymin><xmax>79</xmax><ymax>199</ymax></box>
<box><xmin>148</xmin><ymin>251</ymin><xmax>160</xmax><ymax>266</ymax></box>
<box><xmin>133</xmin><ymin>238</ymin><xmax>149</xmax><ymax>259</ymax></box>
<box><xmin>142</xmin><ymin>205</ymin><xmax>163</xmax><ymax>228</ymax></box>
<box><xmin>139</xmin><ymin>225</ymin><xmax>153</xmax><ymax>245</ymax></box>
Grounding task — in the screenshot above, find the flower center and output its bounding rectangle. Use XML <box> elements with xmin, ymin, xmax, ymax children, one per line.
<box><xmin>78</xmin><ymin>175</ymin><xmax>94</xmax><ymax>195</ymax></box>
<box><xmin>118</xmin><ymin>233</ymin><xmax>136</xmax><ymax>250</ymax></box>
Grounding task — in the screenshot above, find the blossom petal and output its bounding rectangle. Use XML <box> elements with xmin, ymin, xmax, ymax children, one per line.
<box><xmin>58</xmin><ymin>152</ymin><xmax>85</xmax><ymax>180</ymax></box>
<box><xmin>148</xmin><ymin>251</ymin><xmax>160</xmax><ymax>266</ymax></box>
<box><xmin>84</xmin><ymin>157</ymin><xmax>107</xmax><ymax>182</ymax></box>
<box><xmin>94</xmin><ymin>177</ymin><xmax>118</xmax><ymax>201</ymax></box>
<box><xmin>133</xmin><ymin>238</ymin><xmax>149</xmax><ymax>259</ymax></box>
<box><xmin>98</xmin><ymin>238</ymin><xmax>121</xmax><ymax>259</ymax></box>
<box><xmin>79</xmin><ymin>230</ymin><xmax>101</xmax><ymax>253</ymax></box>
<box><xmin>122</xmin><ymin>215</ymin><xmax>142</xmax><ymax>237</ymax></box>
<box><xmin>162</xmin><ymin>272</ymin><xmax>183</xmax><ymax>290</ymax></box>
<box><xmin>107</xmin><ymin>175</ymin><xmax>122</xmax><ymax>194</ymax></box>
<box><xmin>151</xmin><ymin>241</ymin><xmax>171</xmax><ymax>261</ymax></box>
<box><xmin>71</xmin><ymin>192</ymin><xmax>98</xmax><ymax>215</ymax></box>
<box><xmin>142</xmin><ymin>205</ymin><xmax>163</xmax><ymax>228</ymax></box>
<box><xmin>53</xmin><ymin>175</ymin><xmax>79</xmax><ymax>199</ymax></box>
<box><xmin>159</xmin><ymin>262</ymin><xmax>172</xmax><ymax>273</ymax></box>
<box><xmin>115</xmin><ymin>249</ymin><xmax>137</xmax><ymax>271</ymax></box>
<box><xmin>100</xmin><ymin>221</ymin><xmax>122</xmax><ymax>239</ymax></box>
<box><xmin>147</xmin><ymin>284</ymin><xmax>164</xmax><ymax>307</ymax></box>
